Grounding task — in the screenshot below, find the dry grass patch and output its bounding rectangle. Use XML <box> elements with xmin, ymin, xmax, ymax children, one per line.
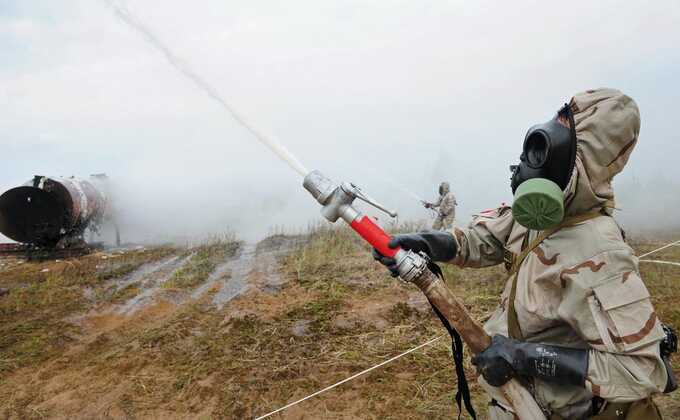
<box><xmin>0</xmin><ymin>226</ymin><xmax>679</xmax><ymax>419</ymax></box>
<box><xmin>0</xmin><ymin>246</ymin><xmax>177</xmax><ymax>376</ymax></box>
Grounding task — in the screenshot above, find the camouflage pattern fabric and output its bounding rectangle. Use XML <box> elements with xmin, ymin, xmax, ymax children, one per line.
<box><xmin>432</xmin><ymin>214</ymin><xmax>455</xmax><ymax>230</ymax></box>
<box><xmin>447</xmin><ymin>89</ymin><xmax>667</xmax><ymax>419</ymax></box>
<box><xmin>431</xmin><ymin>182</ymin><xmax>456</xmax><ymax>230</ymax></box>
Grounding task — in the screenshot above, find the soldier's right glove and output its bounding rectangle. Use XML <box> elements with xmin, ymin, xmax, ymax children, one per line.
<box><xmin>372</xmin><ymin>231</ymin><xmax>458</xmax><ymax>277</ymax></box>
<box><xmin>471</xmin><ymin>335</ymin><xmax>589</xmax><ymax>387</ymax></box>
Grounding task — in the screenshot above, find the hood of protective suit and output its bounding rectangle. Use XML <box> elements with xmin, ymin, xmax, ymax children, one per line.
<box><xmin>564</xmin><ymin>88</ymin><xmax>640</xmax><ymax>216</ymax></box>
<box><xmin>439</xmin><ymin>182</ymin><xmax>450</xmax><ymax>195</ymax></box>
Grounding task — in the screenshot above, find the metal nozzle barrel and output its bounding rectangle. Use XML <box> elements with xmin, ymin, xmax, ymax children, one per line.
<box><xmin>303</xmin><ymin>170</ymin><xmax>338</xmax><ymax>206</ymax></box>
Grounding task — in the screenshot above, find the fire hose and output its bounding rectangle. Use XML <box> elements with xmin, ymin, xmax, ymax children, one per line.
<box><xmin>303</xmin><ymin>170</ymin><xmax>546</xmax><ymax>420</ymax></box>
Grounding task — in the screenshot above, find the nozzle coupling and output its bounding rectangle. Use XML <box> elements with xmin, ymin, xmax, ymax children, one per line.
<box><xmin>394</xmin><ymin>249</ymin><xmax>430</xmax><ymax>282</ymax></box>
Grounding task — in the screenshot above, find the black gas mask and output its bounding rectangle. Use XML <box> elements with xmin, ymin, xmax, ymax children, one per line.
<box><xmin>509</xmin><ymin>104</ymin><xmax>578</xmax><ymax>230</ymax></box>
<box><xmin>510</xmin><ymin>104</ymin><xmax>577</xmax><ymax>193</ymax></box>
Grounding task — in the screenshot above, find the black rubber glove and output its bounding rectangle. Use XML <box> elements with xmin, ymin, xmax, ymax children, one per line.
<box><xmin>471</xmin><ymin>335</ymin><xmax>589</xmax><ymax>387</ymax></box>
<box><xmin>372</xmin><ymin>230</ymin><xmax>458</xmax><ymax>277</ymax></box>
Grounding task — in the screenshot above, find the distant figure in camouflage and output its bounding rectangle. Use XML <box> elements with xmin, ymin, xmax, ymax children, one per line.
<box><xmin>424</xmin><ymin>182</ymin><xmax>456</xmax><ymax>230</ymax></box>
<box><xmin>376</xmin><ymin>89</ymin><xmax>676</xmax><ymax>419</ymax></box>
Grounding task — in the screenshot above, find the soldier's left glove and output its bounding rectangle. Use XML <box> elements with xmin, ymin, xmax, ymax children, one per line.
<box><xmin>471</xmin><ymin>335</ymin><xmax>588</xmax><ymax>387</ymax></box>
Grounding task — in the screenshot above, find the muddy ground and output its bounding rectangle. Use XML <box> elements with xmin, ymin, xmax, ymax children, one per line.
<box><xmin>0</xmin><ymin>228</ymin><xmax>679</xmax><ymax>419</ymax></box>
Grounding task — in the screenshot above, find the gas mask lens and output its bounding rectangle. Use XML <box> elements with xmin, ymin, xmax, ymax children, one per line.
<box><xmin>524</xmin><ymin>131</ymin><xmax>549</xmax><ymax>168</ymax></box>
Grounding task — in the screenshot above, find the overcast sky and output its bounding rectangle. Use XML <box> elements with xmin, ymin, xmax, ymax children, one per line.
<box><xmin>1</xmin><ymin>0</ymin><xmax>679</xmax><ymax>243</ymax></box>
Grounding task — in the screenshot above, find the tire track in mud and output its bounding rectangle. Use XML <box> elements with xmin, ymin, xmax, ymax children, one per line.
<box><xmin>78</xmin><ymin>255</ymin><xmax>169</xmax><ymax>302</ymax></box>
<box><xmin>83</xmin><ymin>254</ymin><xmax>183</xmax><ymax>302</ymax></box>
<box><xmin>210</xmin><ymin>243</ymin><xmax>257</xmax><ymax>309</ymax></box>
<box><xmin>208</xmin><ymin>235</ymin><xmax>306</xmax><ymax>309</ymax></box>
<box><xmin>110</xmin><ymin>255</ymin><xmax>182</xmax><ymax>293</ymax></box>
<box><xmin>173</xmin><ymin>236</ymin><xmax>306</xmax><ymax>311</ymax></box>
<box><xmin>75</xmin><ymin>236</ymin><xmax>304</xmax><ymax>330</ymax></box>
<box><xmin>69</xmin><ymin>253</ymin><xmax>193</xmax><ymax>327</ymax></box>
<box><xmin>1</xmin><ymin>238</ymin><xmax>309</xmax><ymax>420</ymax></box>
<box><xmin>114</xmin><ymin>253</ymin><xmax>193</xmax><ymax>315</ymax></box>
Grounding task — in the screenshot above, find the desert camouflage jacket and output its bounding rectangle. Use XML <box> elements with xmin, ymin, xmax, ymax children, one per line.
<box><xmin>432</xmin><ymin>182</ymin><xmax>456</xmax><ymax>218</ymax></box>
<box><xmin>448</xmin><ymin>89</ymin><xmax>667</xmax><ymax>418</ymax></box>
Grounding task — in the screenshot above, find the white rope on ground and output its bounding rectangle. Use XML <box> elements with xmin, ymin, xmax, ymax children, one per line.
<box><xmin>253</xmin><ymin>335</ymin><xmax>443</xmax><ymax>420</ymax></box>
<box><xmin>638</xmin><ymin>240</ymin><xmax>680</xmax><ymax>258</ymax></box>
<box><xmin>640</xmin><ymin>259</ymin><xmax>680</xmax><ymax>267</ymax></box>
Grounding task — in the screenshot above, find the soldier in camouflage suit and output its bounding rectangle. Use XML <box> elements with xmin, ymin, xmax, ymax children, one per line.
<box><xmin>376</xmin><ymin>89</ymin><xmax>675</xmax><ymax>419</ymax></box>
<box><xmin>425</xmin><ymin>182</ymin><xmax>457</xmax><ymax>230</ymax></box>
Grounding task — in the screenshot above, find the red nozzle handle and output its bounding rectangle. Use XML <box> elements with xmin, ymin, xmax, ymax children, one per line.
<box><xmin>350</xmin><ymin>215</ymin><xmax>399</xmax><ymax>258</ymax></box>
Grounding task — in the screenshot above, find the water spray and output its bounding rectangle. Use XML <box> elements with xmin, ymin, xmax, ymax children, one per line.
<box><xmin>383</xmin><ymin>177</ymin><xmax>425</xmax><ymax>203</ymax></box>
<box><xmin>104</xmin><ymin>0</ymin><xmax>308</xmax><ymax>177</ymax></box>
<box><xmin>359</xmin><ymin>170</ymin><xmax>436</xmax><ymax>220</ymax></box>
<box><xmin>381</xmin><ymin>177</ymin><xmax>438</xmax><ymax>218</ymax></box>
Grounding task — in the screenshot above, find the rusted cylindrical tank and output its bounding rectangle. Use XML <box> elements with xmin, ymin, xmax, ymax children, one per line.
<box><xmin>0</xmin><ymin>175</ymin><xmax>108</xmax><ymax>246</ymax></box>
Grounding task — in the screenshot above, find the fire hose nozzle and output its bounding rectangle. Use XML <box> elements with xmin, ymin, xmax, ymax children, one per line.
<box><xmin>303</xmin><ymin>170</ymin><xmax>398</xmax><ymax>223</ymax></box>
<box><xmin>304</xmin><ymin>169</ymin><xmax>399</xmax><ymax>258</ymax></box>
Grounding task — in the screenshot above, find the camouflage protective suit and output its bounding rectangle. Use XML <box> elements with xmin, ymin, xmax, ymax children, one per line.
<box><xmin>447</xmin><ymin>89</ymin><xmax>668</xmax><ymax>419</ymax></box>
<box><xmin>431</xmin><ymin>182</ymin><xmax>457</xmax><ymax>230</ymax></box>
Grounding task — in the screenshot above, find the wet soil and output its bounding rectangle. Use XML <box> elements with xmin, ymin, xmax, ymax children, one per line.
<box><xmin>2</xmin><ymin>233</ymin><xmax>679</xmax><ymax>419</ymax></box>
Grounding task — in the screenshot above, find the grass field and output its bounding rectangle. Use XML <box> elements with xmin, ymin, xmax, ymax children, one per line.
<box><xmin>0</xmin><ymin>228</ymin><xmax>678</xmax><ymax>419</ymax></box>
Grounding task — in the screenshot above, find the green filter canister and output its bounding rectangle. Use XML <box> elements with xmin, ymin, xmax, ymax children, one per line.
<box><xmin>512</xmin><ymin>178</ymin><xmax>564</xmax><ymax>230</ymax></box>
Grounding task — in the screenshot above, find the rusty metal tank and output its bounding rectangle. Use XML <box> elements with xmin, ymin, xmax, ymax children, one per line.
<box><xmin>0</xmin><ymin>175</ymin><xmax>108</xmax><ymax>246</ymax></box>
